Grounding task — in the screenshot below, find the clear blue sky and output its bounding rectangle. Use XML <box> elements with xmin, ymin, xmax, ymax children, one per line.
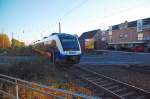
<box><xmin>0</xmin><ymin>0</ymin><xmax>150</xmax><ymax>44</ymax></box>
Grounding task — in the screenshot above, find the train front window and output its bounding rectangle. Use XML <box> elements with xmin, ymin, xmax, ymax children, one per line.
<box><xmin>59</xmin><ymin>37</ymin><xmax>79</xmax><ymax>51</ymax></box>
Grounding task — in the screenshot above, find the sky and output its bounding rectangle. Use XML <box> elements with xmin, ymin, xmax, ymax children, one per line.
<box><xmin>0</xmin><ymin>0</ymin><xmax>150</xmax><ymax>44</ymax></box>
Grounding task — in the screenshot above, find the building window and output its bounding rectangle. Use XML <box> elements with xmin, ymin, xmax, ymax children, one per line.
<box><xmin>120</xmin><ymin>34</ymin><xmax>123</xmax><ymax>38</ymax></box>
<box><xmin>137</xmin><ymin>19</ymin><xmax>143</xmax><ymax>32</ymax></box>
<box><xmin>102</xmin><ymin>37</ymin><xmax>106</xmax><ymax>41</ymax></box>
<box><xmin>109</xmin><ymin>35</ymin><xmax>112</xmax><ymax>42</ymax></box>
<box><xmin>124</xmin><ymin>34</ymin><xmax>128</xmax><ymax>38</ymax></box>
<box><xmin>138</xmin><ymin>33</ymin><xmax>143</xmax><ymax>40</ymax></box>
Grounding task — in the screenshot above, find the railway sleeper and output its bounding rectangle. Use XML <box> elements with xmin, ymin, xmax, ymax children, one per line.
<box><xmin>122</xmin><ymin>93</ymin><xmax>146</xmax><ymax>99</ymax></box>
<box><xmin>108</xmin><ymin>85</ymin><xmax>125</xmax><ymax>92</ymax></box>
<box><xmin>113</xmin><ymin>87</ymin><xmax>127</xmax><ymax>93</ymax></box>
<box><xmin>135</xmin><ymin>95</ymin><xmax>146</xmax><ymax>99</ymax></box>
<box><xmin>115</xmin><ymin>88</ymin><xmax>132</xmax><ymax>94</ymax></box>
<box><xmin>119</xmin><ymin>91</ymin><xmax>136</xmax><ymax>97</ymax></box>
<box><xmin>88</xmin><ymin>78</ymin><xmax>103</xmax><ymax>81</ymax></box>
<box><xmin>103</xmin><ymin>84</ymin><xmax>118</xmax><ymax>89</ymax></box>
<box><xmin>95</xmin><ymin>80</ymin><xmax>108</xmax><ymax>84</ymax></box>
<box><xmin>125</xmin><ymin>92</ymin><xmax>148</xmax><ymax>99</ymax></box>
<box><xmin>101</xmin><ymin>82</ymin><xmax>114</xmax><ymax>87</ymax></box>
<box><xmin>106</xmin><ymin>85</ymin><xmax>120</xmax><ymax>90</ymax></box>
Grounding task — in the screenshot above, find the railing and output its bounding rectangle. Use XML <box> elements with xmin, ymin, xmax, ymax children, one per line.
<box><xmin>0</xmin><ymin>74</ymin><xmax>98</xmax><ymax>99</ymax></box>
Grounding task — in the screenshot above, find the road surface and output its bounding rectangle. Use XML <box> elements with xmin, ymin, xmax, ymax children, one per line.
<box><xmin>80</xmin><ymin>51</ymin><xmax>150</xmax><ymax>65</ymax></box>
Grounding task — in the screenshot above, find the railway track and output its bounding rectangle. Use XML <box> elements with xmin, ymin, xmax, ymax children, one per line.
<box><xmin>65</xmin><ymin>65</ymin><xmax>150</xmax><ymax>99</ymax></box>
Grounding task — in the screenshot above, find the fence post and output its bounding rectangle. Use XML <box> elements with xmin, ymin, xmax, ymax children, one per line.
<box><xmin>15</xmin><ymin>80</ymin><xmax>19</xmax><ymax>99</ymax></box>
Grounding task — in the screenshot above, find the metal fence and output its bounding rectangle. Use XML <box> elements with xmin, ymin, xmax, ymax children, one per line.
<box><xmin>0</xmin><ymin>73</ymin><xmax>98</xmax><ymax>99</ymax></box>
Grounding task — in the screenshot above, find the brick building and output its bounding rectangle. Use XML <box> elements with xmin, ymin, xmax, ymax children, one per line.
<box><xmin>79</xmin><ymin>29</ymin><xmax>106</xmax><ymax>52</ymax></box>
<box><xmin>107</xmin><ymin>18</ymin><xmax>150</xmax><ymax>51</ymax></box>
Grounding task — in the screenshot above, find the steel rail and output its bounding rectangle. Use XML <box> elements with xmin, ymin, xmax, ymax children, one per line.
<box><xmin>78</xmin><ymin>74</ymin><xmax>125</xmax><ymax>99</ymax></box>
<box><xmin>63</xmin><ymin>67</ymin><xmax>123</xmax><ymax>99</ymax></box>
<box><xmin>75</xmin><ymin>66</ymin><xmax>150</xmax><ymax>99</ymax></box>
<box><xmin>78</xmin><ymin>66</ymin><xmax>150</xmax><ymax>94</ymax></box>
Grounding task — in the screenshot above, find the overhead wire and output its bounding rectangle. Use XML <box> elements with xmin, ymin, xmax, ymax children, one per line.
<box><xmin>50</xmin><ymin>0</ymin><xmax>89</xmax><ymax>33</ymax></box>
<box><xmin>53</xmin><ymin>0</ymin><xmax>150</xmax><ymax>33</ymax></box>
<box><xmin>59</xmin><ymin>0</ymin><xmax>89</xmax><ymax>21</ymax></box>
<box><xmin>78</xmin><ymin>1</ymin><xmax>150</xmax><ymax>30</ymax></box>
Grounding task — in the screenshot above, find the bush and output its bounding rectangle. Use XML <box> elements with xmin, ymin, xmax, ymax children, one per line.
<box><xmin>0</xmin><ymin>48</ymin><xmax>6</xmax><ymax>53</ymax></box>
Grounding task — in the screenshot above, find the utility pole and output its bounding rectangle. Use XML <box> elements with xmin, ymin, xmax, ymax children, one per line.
<box><xmin>22</xmin><ymin>30</ymin><xmax>24</xmax><ymax>42</ymax></box>
<box><xmin>41</xmin><ymin>33</ymin><xmax>43</xmax><ymax>38</ymax></box>
<box><xmin>59</xmin><ymin>22</ymin><xmax>61</xmax><ymax>33</ymax></box>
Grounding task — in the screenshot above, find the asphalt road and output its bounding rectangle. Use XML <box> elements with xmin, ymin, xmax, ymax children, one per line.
<box><xmin>80</xmin><ymin>51</ymin><xmax>150</xmax><ymax>65</ymax></box>
<box><xmin>0</xmin><ymin>51</ymin><xmax>150</xmax><ymax>66</ymax></box>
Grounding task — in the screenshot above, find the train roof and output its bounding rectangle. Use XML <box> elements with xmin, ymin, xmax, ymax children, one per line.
<box><xmin>33</xmin><ymin>33</ymin><xmax>75</xmax><ymax>44</ymax></box>
<box><xmin>50</xmin><ymin>33</ymin><xmax>74</xmax><ymax>36</ymax></box>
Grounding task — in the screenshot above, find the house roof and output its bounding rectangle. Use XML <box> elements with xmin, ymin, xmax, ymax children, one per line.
<box><xmin>128</xmin><ymin>21</ymin><xmax>137</xmax><ymax>27</ymax></box>
<box><xmin>112</xmin><ymin>21</ymin><xmax>137</xmax><ymax>29</ymax></box>
<box><xmin>79</xmin><ymin>29</ymin><xmax>100</xmax><ymax>40</ymax></box>
<box><xmin>143</xmin><ymin>18</ymin><xmax>150</xmax><ymax>25</ymax></box>
<box><xmin>112</xmin><ymin>25</ymin><xmax>119</xmax><ymax>30</ymax></box>
<box><xmin>111</xmin><ymin>17</ymin><xmax>150</xmax><ymax>29</ymax></box>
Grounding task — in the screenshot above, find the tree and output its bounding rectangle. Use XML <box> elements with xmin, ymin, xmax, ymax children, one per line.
<box><xmin>11</xmin><ymin>39</ymin><xmax>25</xmax><ymax>48</ymax></box>
<box><xmin>0</xmin><ymin>33</ymin><xmax>10</xmax><ymax>48</ymax></box>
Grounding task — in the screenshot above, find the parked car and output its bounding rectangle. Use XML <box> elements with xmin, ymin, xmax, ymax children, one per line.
<box><xmin>107</xmin><ymin>46</ymin><xmax>115</xmax><ymax>50</ymax></box>
<box><xmin>131</xmin><ymin>46</ymin><xmax>144</xmax><ymax>52</ymax></box>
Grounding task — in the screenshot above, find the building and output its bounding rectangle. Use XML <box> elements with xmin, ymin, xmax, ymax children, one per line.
<box><xmin>79</xmin><ymin>29</ymin><xmax>106</xmax><ymax>52</ymax></box>
<box><xmin>108</xmin><ymin>17</ymin><xmax>150</xmax><ymax>51</ymax></box>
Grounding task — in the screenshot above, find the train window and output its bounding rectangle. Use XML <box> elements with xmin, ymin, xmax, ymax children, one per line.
<box><xmin>59</xmin><ymin>36</ymin><xmax>79</xmax><ymax>51</ymax></box>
